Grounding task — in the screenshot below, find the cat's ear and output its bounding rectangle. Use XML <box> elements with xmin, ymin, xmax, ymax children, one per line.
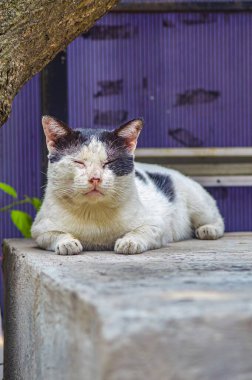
<box><xmin>115</xmin><ymin>118</ymin><xmax>143</xmax><ymax>153</ymax></box>
<box><xmin>42</xmin><ymin>116</ymin><xmax>72</xmax><ymax>151</ymax></box>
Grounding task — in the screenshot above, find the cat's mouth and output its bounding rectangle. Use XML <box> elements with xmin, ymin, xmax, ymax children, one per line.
<box><xmin>85</xmin><ymin>188</ymin><xmax>104</xmax><ymax>197</ymax></box>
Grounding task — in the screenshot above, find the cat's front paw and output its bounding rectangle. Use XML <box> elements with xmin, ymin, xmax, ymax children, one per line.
<box><xmin>56</xmin><ymin>238</ymin><xmax>83</xmax><ymax>255</ymax></box>
<box><xmin>195</xmin><ymin>224</ymin><xmax>219</xmax><ymax>240</ymax></box>
<box><xmin>114</xmin><ymin>237</ymin><xmax>147</xmax><ymax>254</ymax></box>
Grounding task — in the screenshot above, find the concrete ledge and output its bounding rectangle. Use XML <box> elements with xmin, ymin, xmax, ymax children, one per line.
<box><xmin>3</xmin><ymin>234</ymin><xmax>252</xmax><ymax>380</ymax></box>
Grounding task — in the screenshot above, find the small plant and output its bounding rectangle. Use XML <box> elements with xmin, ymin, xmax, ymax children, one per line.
<box><xmin>0</xmin><ymin>182</ymin><xmax>41</xmax><ymax>238</ymax></box>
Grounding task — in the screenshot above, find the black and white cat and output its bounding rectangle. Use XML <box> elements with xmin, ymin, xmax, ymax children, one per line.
<box><xmin>31</xmin><ymin>116</ymin><xmax>224</xmax><ymax>255</ymax></box>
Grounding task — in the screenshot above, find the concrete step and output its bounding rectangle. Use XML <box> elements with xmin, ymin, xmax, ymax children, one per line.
<box><xmin>3</xmin><ymin>234</ymin><xmax>252</xmax><ymax>380</ymax></box>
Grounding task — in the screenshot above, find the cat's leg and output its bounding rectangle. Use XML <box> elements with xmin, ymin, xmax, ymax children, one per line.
<box><xmin>114</xmin><ymin>225</ymin><xmax>163</xmax><ymax>254</ymax></box>
<box><xmin>36</xmin><ymin>231</ymin><xmax>83</xmax><ymax>255</ymax></box>
<box><xmin>189</xmin><ymin>187</ymin><xmax>224</xmax><ymax>240</ymax></box>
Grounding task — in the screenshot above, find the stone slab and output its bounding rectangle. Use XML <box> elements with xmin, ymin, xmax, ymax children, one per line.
<box><xmin>3</xmin><ymin>233</ymin><xmax>252</xmax><ymax>380</ymax></box>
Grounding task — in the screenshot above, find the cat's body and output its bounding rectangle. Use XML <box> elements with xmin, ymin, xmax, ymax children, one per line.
<box><xmin>32</xmin><ymin>116</ymin><xmax>224</xmax><ymax>255</ymax></box>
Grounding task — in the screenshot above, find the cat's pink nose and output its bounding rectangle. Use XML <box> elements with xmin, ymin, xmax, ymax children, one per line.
<box><xmin>89</xmin><ymin>177</ymin><xmax>101</xmax><ymax>186</ymax></box>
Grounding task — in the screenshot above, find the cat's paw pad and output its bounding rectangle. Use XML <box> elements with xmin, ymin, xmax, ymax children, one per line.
<box><xmin>56</xmin><ymin>238</ymin><xmax>83</xmax><ymax>255</ymax></box>
<box><xmin>114</xmin><ymin>237</ymin><xmax>146</xmax><ymax>254</ymax></box>
<box><xmin>195</xmin><ymin>225</ymin><xmax>219</xmax><ymax>240</ymax></box>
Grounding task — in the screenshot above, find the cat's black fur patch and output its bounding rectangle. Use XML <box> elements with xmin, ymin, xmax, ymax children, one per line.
<box><xmin>135</xmin><ymin>170</ymin><xmax>147</xmax><ymax>183</ymax></box>
<box><xmin>99</xmin><ymin>130</ymin><xmax>124</xmax><ymax>148</ymax></box>
<box><xmin>147</xmin><ymin>172</ymin><xmax>175</xmax><ymax>201</ymax></box>
<box><xmin>99</xmin><ymin>130</ymin><xmax>134</xmax><ymax>176</ymax></box>
<box><xmin>49</xmin><ymin>129</ymin><xmax>134</xmax><ymax>176</ymax></box>
<box><xmin>49</xmin><ymin>130</ymin><xmax>87</xmax><ymax>163</ymax></box>
<box><xmin>108</xmin><ymin>156</ymin><xmax>134</xmax><ymax>176</ymax></box>
<box><xmin>49</xmin><ymin>129</ymin><xmax>109</xmax><ymax>163</ymax></box>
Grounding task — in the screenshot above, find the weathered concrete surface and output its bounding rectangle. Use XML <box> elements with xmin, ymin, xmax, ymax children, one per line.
<box><xmin>3</xmin><ymin>233</ymin><xmax>252</xmax><ymax>380</ymax></box>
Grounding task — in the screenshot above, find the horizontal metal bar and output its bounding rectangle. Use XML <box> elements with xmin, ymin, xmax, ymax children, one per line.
<box><xmin>135</xmin><ymin>147</ymin><xmax>252</xmax><ymax>158</ymax></box>
<box><xmin>192</xmin><ymin>176</ymin><xmax>252</xmax><ymax>187</ymax></box>
<box><xmin>161</xmin><ymin>163</ymin><xmax>252</xmax><ymax>176</ymax></box>
<box><xmin>113</xmin><ymin>2</ymin><xmax>252</xmax><ymax>13</ymax></box>
<box><xmin>135</xmin><ymin>148</ymin><xmax>252</xmax><ymax>183</ymax></box>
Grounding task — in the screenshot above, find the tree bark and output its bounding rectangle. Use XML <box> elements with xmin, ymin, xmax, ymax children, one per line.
<box><xmin>0</xmin><ymin>0</ymin><xmax>118</xmax><ymax>127</ymax></box>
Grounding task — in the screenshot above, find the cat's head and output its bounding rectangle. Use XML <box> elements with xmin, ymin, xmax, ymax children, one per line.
<box><xmin>42</xmin><ymin>116</ymin><xmax>143</xmax><ymax>205</ymax></box>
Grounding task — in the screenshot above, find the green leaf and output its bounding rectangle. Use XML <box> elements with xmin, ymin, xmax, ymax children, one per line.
<box><xmin>10</xmin><ymin>210</ymin><xmax>32</xmax><ymax>238</ymax></box>
<box><xmin>0</xmin><ymin>182</ymin><xmax>17</xmax><ymax>198</ymax></box>
<box><xmin>29</xmin><ymin>197</ymin><xmax>42</xmax><ymax>211</ymax></box>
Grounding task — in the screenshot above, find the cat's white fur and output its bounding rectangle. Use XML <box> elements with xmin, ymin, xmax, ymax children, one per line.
<box><xmin>32</xmin><ymin>117</ymin><xmax>224</xmax><ymax>255</ymax></box>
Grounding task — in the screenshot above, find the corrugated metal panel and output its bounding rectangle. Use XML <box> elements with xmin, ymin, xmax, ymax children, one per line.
<box><xmin>115</xmin><ymin>2</ymin><xmax>252</xmax><ymax>12</ymax></box>
<box><xmin>0</xmin><ymin>75</ymin><xmax>41</xmax><ymax>242</ymax></box>
<box><xmin>68</xmin><ymin>13</ymin><xmax>252</xmax><ymax>148</ymax></box>
<box><xmin>207</xmin><ymin>187</ymin><xmax>252</xmax><ymax>232</ymax></box>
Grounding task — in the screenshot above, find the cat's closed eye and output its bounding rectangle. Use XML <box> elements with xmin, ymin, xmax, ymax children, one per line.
<box><xmin>102</xmin><ymin>159</ymin><xmax>117</xmax><ymax>168</ymax></box>
<box><xmin>73</xmin><ymin>160</ymin><xmax>86</xmax><ymax>167</ymax></box>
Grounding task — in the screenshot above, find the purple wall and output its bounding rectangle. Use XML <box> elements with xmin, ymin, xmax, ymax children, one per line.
<box><xmin>68</xmin><ymin>13</ymin><xmax>252</xmax><ymax>148</ymax></box>
<box><xmin>0</xmin><ymin>75</ymin><xmax>41</xmax><ymax>312</ymax></box>
<box><xmin>207</xmin><ymin>187</ymin><xmax>252</xmax><ymax>232</ymax></box>
<box><xmin>0</xmin><ymin>76</ymin><xmax>41</xmax><ymax>242</ymax></box>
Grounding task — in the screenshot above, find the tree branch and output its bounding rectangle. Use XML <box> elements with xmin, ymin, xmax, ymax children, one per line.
<box><xmin>0</xmin><ymin>0</ymin><xmax>118</xmax><ymax>127</ymax></box>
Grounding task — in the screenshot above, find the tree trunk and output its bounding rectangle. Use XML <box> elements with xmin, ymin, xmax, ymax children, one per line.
<box><xmin>0</xmin><ymin>0</ymin><xmax>118</xmax><ymax>127</ymax></box>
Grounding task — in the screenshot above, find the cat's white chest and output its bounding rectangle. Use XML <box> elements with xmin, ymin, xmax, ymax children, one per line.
<box><xmin>60</xmin><ymin>211</ymin><xmax>132</xmax><ymax>249</ymax></box>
